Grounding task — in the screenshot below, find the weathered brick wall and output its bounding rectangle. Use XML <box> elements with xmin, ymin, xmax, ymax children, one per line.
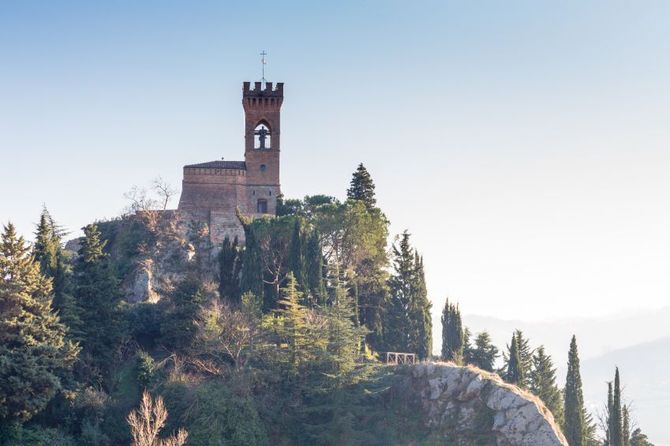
<box><xmin>178</xmin><ymin>167</ymin><xmax>248</xmax><ymax>213</ymax></box>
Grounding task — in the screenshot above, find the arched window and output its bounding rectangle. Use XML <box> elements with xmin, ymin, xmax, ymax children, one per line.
<box><xmin>257</xmin><ymin>199</ymin><xmax>268</xmax><ymax>213</ymax></box>
<box><xmin>254</xmin><ymin>123</ymin><xmax>271</xmax><ymax>149</ymax></box>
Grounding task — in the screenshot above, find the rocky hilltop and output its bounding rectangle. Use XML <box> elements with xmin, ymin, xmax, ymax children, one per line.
<box><xmin>64</xmin><ymin>211</ymin><xmax>219</xmax><ymax>303</ymax></box>
<box><xmin>396</xmin><ymin>362</ymin><xmax>568</xmax><ymax>446</ymax></box>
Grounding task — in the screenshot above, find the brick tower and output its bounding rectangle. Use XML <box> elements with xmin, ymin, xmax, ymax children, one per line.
<box><xmin>243</xmin><ymin>81</ymin><xmax>283</xmax><ymax>215</ymax></box>
<box><xmin>177</xmin><ymin>81</ymin><xmax>284</xmax><ymax>244</ymax></box>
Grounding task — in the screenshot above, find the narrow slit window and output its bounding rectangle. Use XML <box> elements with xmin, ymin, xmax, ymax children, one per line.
<box><xmin>257</xmin><ymin>199</ymin><xmax>268</xmax><ymax>214</ymax></box>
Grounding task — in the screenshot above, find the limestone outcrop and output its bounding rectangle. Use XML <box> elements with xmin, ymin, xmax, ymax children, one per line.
<box><xmin>64</xmin><ymin>211</ymin><xmax>218</xmax><ymax>303</ymax></box>
<box><xmin>398</xmin><ymin>362</ymin><xmax>568</xmax><ymax>446</ymax></box>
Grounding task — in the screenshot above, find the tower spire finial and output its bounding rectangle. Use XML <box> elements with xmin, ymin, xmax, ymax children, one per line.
<box><xmin>260</xmin><ymin>50</ymin><xmax>267</xmax><ymax>83</ymax></box>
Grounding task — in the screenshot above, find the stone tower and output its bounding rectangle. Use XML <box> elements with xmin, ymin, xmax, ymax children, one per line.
<box><xmin>243</xmin><ymin>81</ymin><xmax>283</xmax><ymax>215</ymax></box>
<box><xmin>177</xmin><ymin>81</ymin><xmax>284</xmax><ymax>244</ymax></box>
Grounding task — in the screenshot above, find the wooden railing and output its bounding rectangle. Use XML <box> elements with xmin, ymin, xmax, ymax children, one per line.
<box><xmin>384</xmin><ymin>352</ymin><xmax>417</xmax><ymax>365</ymax></box>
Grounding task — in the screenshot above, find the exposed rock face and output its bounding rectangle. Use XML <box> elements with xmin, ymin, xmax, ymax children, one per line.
<box><xmin>73</xmin><ymin>211</ymin><xmax>218</xmax><ymax>303</ymax></box>
<box><xmin>122</xmin><ymin>210</ymin><xmax>221</xmax><ymax>303</ymax></box>
<box><xmin>399</xmin><ymin>362</ymin><xmax>568</xmax><ymax>446</ymax></box>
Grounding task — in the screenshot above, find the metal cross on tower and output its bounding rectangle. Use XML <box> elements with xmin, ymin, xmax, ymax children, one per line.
<box><xmin>260</xmin><ymin>50</ymin><xmax>267</xmax><ymax>83</ymax></box>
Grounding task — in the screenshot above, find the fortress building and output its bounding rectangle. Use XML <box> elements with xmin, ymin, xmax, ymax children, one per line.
<box><xmin>177</xmin><ymin>81</ymin><xmax>284</xmax><ymax>243</ymax></box>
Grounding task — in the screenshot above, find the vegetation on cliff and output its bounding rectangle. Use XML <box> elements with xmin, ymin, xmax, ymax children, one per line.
<box><xmin>0</xmin><ymin>164</ymin><xmax>656</xmax><ymax>445</ymax></box>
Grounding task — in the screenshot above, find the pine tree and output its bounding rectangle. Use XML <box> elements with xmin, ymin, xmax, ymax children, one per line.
<box><xmin>564</xmin><ymin>335</ymin><xmax>587</xmax><ymax>446</ymax></box>
<box><xmin>322</xmin><ymin>284</ymin><xmax>367</xmax><ymax>377</ymax></box>
<box><xmin>346</xmin><ymin>163</ymin><xmax>377</xmax><ymax>209</ymax></box>
<box><xmin>32</xmin><ymin>209</ymin><xmax>80</xmax><ymax>335</ymax></box>
<box><xmin>468</xmin><ymin>331</ymin><xmax>499</xmax><ymax>372</ymax></box>
<box><xmin>271</xmin><ymin>272</ymin><xmax>316</xmax><ymax>370</ymax></box>
<box><xmin>384</xmin><ymin>232</ymin><xmax>432</xmax><ymax>359</ymax></box>
<box><xmin>501</xmin><ymin>329</ymin><xmax>532</xmax><ymax>388</ymax></box>
<box><xmin>160</xmin><ymin>277</ymin><xmax>206</xmax><ymax>352</ymax></box>
<box><xmin>218</xmin><ymin>236</ymin><xmax>241</xmax><ymax>302</ymax></box>
<box><xmin>630</xmin><ymin>428</ymin><xmax>654</xmax><ymax>446</ymax></box>
<box><xmin>462</xmin><ymin>327</ymin><xmax>473</xmax><ymax>363</ymax></box>
<box><xmin>528</xmin><ymin>346</ymin><xmax>563</xmax><ymax>425</ymax></box>
<box><xmin>73</xmin><ymin>224</ymin><xmax>122</xmax><ymax>379</ymax></box>
<box><xmin>0</xmin><ymin>223</ymin><xmax>78</xmax><ymax>422</ymax></box>
<box><xmin>384</xmin><ymin>232</ymin><xmax>415</xmax><ymax>353</ymax></box>
<box><xmin>33</xmin><ymin>208</ymin><xmax>69</xmax><ymax>309</ymax></box>
<box><xmin>441</xmin><ymin>299</ymin><xmax>464</xmax><ymax>363</ymax></box>
<box><xmin>33</xmin><ymin>207</ymin><xmax>60</xmax><ymax>281</ymax></box>
<box><xmin>504</xmin><ymin>333</ymin><xmax>524</xmax><ymax>386</ymax></box>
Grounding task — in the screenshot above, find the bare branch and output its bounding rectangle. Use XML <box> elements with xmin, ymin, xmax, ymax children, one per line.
<box><xmin>127</xmin><ymin>390</ymin><xmax>188</xmax><ymax>446</ymax></box>
<box><xmin>152</xmin><ymin>177</ymin><xmax>178</xmax><ymax>211</ymax></box>
<box><xmin>124</xmin><ymin>186</ymin><xmax>161</xmax><ymax>214</ymax></box>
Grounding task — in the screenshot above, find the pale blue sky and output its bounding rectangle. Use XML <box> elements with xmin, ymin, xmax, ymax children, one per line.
<box><xmin>1</xmin><ymin>1</ymin><xmax>669</xmax><ymax>322</ymax></box>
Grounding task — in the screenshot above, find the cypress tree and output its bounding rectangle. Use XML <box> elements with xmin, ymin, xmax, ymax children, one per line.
<box><xmin>240</xmin><ymin>228</ymin><xmax>264</xmax><ymax>307</ymax></box>
<box><xmin>218</xmin><ymin>236</ymin><xmax>241</xmax><ymax>302</ymax></box>
<box><xmin>611</xmin><ymin>368</ymin><xmax>624</xmax><ymax>446</ymax></box>
<box><xmin>528</xmin><ymin>346</ymin><xmax>563</xmax><ymax>425</ymax></box>
<box><xmin>73</xmin><ymin>224</ymin><xmax>122</xmax><ymax>379</ymax></box>
<box><xmin>0</xmin><ymin>223</ymin><xmax>78</xmax><ymax>422</ymax></box>
<box><xmin>346</xmin><ymin>163</ymin><xmax>377</xmax><ymax>209</ymax></box>
<box><xmin>441</xmin><ymin>299</ymin><xmax>464</xmax><ymax>363</ymax></box>
<box><xmin>623</xmin><ymin>405</ymin><xmax>631</xmax><ymax>446</ymax></box>
<box><xmin>412</xmin><ymin>252</ymin><xmax>432</xmax><ymax>360</ymax></box>
<box><xmin>287</xmin><ymin>220</ymin><xmax>307</xmax><ymax>293</ymax></box>
<box><xmin>564</xmin><ymin>335</ymin><xmax>587</xmax><ymax>446</ymax></box>
<box><xmin>305</xmin><ymin>231</ymin><xmax>326</xmax><ymax>304</ymax></box>
<box><xmin>504</xmin><ymin>333</ymin><xmax>524</xmax><ymax>386</ymax></box>
<box><xmin>607</xmin><ymin>381</ymin><xmax>614</xmax><ymax>446</ymax></box>
<box><xmin>514</xmin><ymin>329</ymin><xmax>533</xmax><ymax>386</ymax></box>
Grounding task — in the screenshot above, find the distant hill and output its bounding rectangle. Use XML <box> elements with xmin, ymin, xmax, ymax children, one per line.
<box><xmin>460</xmin><ymin>309</ymin><xmax>670</xmax><ymax>446</ymax></box>
<box><xmin>462</xmin><ymin>306</ymin><xmax>670</xmax><ymax>365</ymax></box>
<box><xmin>581</xmin><ymin>337</ymin><xmax>670</xmax><ymax>446</ymax></box>
<box><xmin>582</xmin><ymin>337</ymin><xmax>670</xmax><ymax>446</ymax></box>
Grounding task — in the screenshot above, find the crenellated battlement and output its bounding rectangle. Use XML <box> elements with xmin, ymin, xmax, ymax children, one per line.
<box><xmin>243</xmin><ymin>81</ymin><xmax>284</xmax><ymax>97</ymax></box>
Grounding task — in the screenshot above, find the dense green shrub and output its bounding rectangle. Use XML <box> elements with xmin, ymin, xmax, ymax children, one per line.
<box><xmin>0</xmin><ymin>424</ymin><xmax>75</xmax><ymax>446</ymax></box>
<box><xmin>162</xmin><ymin>380</ymin><xmax>268</xmax><ymax>446</ymax></box>
<box><xmin>135</xmin><ymin>350</ymin><xmax>157</xmax><ymax>387</ymax></box>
